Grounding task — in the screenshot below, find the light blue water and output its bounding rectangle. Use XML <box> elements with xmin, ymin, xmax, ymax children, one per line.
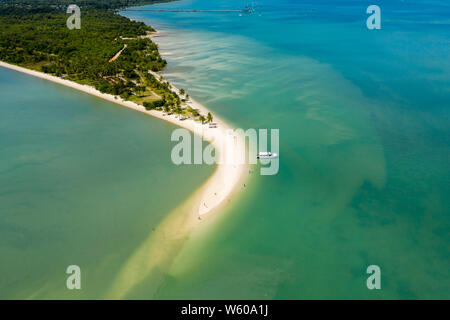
<box><xmin>121</xmin><ymin>0</ymin><xmax>450</xmax><ymax>299</ymax></box>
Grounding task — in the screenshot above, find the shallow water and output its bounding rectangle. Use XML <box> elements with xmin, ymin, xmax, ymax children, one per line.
<box><xmin>120</xmin><ymin>0</ymin><xmax>449</xmax><ymax>299</ymax></box>
<box><xmin>0</xmin><ymin>68</ymin><xmax>214</xmax><ymax>299</ymax></box>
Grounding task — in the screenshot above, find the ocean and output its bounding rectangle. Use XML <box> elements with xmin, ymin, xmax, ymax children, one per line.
<box><xmin>0</xmin><ymin>67</ymin><xmax>214</xmax><ymax>298</ymax></box>
<box><xmin>0</xmin><ymin>0</ymin><xmax>448</xmax><ymax>299</ymax></box>
<box><xmin>121</xmin><ymin>0</ymin><xmax>449</xmax><ymax>299</ymax></box>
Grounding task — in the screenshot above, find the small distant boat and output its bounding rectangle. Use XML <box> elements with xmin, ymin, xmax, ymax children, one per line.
<box><xmin>257</xmin><ymin>152</ymin><xmax>278</xmax><ymax>159</ymax></box>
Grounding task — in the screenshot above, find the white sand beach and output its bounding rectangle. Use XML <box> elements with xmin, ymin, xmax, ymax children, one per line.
<box><xmin>0</xmin><ymin>61</ymin><xmax>248</xmax><ymax>219</ymax></box>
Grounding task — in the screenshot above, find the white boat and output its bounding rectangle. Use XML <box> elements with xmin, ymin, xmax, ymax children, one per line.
<box><xmin>257</xmin><ymin>152</ymin><xmax>278</xmax><ymax>159</ymax></box>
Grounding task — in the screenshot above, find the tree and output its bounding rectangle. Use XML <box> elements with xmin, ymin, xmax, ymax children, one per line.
<box><xmin>174</xmin><ymin>106</ymin><xmax>183</xmax><ymax>116</ymax></box>
<box><xmin>207</xmin><ymin>112</ymin><xmax>213</xmax><ymax>123</ymax></box>
<box><xmin>198</xmin><ymin>115</ymin><xmax>206</xmax><ymax>124</ymax></box>
<box><xmin>179</xmin><ymin>88</ymin><xmax>185</xmax><ymax>95</ymax></box>
<box><xmin>97</xmin><ymin>83</ymin><xmax>110</xmax><ymax>93</ymax></box>
<box><xmin>136</xmin><ymin>85</ymin><xmax>145</xmax><ymax>96</ymax></box>
<box><xmin>153</xmin><ymin>99</ymin><xmax>165</xmax><ymax>109</ymax></box>
<box><xmin>143</xmin><ymin>99</ymin><xmax>163</xmax><ymax>110</ymax></box>
<box><xmin>143</xmin><ymin>101</ymin><xmax>153</xmax><ymax>110</ymax></box>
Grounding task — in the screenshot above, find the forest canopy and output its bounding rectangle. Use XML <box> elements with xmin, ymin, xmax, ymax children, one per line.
<box><xmin>0</xmin><ymin>0</ymin><xmax>208</xmax><ymax>121</ymax></box>
<box><xmin>1</xmin><ymin>1</ymin><xmax>173</xmax><ymax>10</ymax></box>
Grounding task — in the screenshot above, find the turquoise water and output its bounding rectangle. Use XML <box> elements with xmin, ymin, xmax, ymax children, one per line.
<box><xmin>120</xmin><ymin>0</ymin><xmax>450</xmax><ymax>299</ymax></box>
<box><xmin>0</xmin><ymin>68</ymin><xmax>214</xmax><ymax>299</ymax></box>
<box><xmin>0</xmin><ymin>0</ymin><xmax>448</xmax><ymax>299</ymax></box>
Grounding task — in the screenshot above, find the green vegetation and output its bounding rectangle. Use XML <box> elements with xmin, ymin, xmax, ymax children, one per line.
<box><xmin>143</xmin><ymin>99</ymin><xmax>165</xmax><ymax>110</ymax></box>
<box><xmin>1</xmin><ymin>1</ymin><xmax>172</xmax><ymax>10</ymax></box>
<box><xmin>0</xmin><ymin>0</ymin><xmax>207</xmax><ymax>122</ymax></box>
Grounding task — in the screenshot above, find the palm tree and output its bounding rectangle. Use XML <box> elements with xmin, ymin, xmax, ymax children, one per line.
<box><xmin>198</xmin><ymin>115</ymin><xmax>206</xmax><ymax>124</ymax></box>
<box><xmin>174</xmin><ymin>106</ymin><xmax>183</xmax><ymax>117</ymax></box>
<box><xmin>136</xmin><ymin>86</ymin><xmax>145</xmax><ymax>96</ymax></box>
<box><xmin>207</xmin><ymin>112</ymin><xmax>213</xmax><ymax>123</ymax></box>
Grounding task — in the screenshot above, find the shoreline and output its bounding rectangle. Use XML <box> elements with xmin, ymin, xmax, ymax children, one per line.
<box><xmin>0</xmin><ymin>60</ymin><xmax>249</xmax><ymax>218</ymax></box>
